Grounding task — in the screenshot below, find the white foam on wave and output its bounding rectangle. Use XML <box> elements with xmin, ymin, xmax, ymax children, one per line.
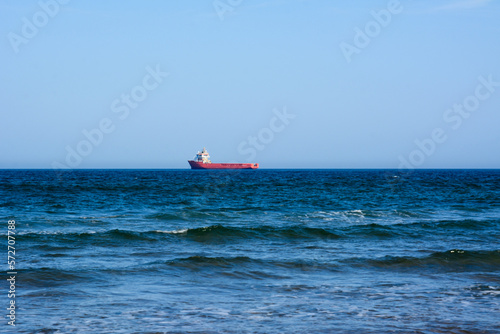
<box><xmin>15</xmin><ymin>230</ymin><xmax>98</xmax><ymax>236</ymax></box>
<box><xmin>154</xmin><ymin>229</ymin><xmax>188</xmax><ymax>234</ymax></box>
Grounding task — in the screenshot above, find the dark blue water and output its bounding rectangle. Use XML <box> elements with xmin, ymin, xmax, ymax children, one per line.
<box><xmin>1</xmin><ymin>169</ymin><xmax>499</xmax><ymax>333</ymax></box>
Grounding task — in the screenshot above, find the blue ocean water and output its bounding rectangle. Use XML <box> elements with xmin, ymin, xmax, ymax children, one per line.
<box><xmin>1</xmin><ymin>169</ymin><xmax>499</xmax><ymax>333</ymax></box>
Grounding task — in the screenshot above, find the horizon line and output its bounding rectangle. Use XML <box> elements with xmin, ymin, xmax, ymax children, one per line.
<box><xmin>1</xmin><ymin>167</ymin><xmax>499</xmax><ymax>171</ymax></box>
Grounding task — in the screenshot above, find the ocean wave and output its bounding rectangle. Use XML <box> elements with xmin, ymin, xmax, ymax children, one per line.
<box><xmin>17</xmin><ymin>229</ymin><xmax>160</xmax><ymax>244</ymax></box>
<box><xmin>8</xmin><ymin>224</ymin><xmax>416</xmax><ymax>243</ymax></box>
<box><xmin>16</xmin><ymin>225</ymin><xmax>342</xmax><ymax>243</ymax></box>
<box><xmin>3</xmin><ymin>256</ymin><xmax>334</xmax><ymax>284</ymax></box>
<box><xmin>300</xmin><ymin>209</ymin><xmax>434</xmax><ymax>225</ymax></box>
<box><xmin>145</xmin><ymin>211</ymin><xmax>225</xmax><ymax>221</ymax></box>
<box><xmin>415</xmin><ymin>219</ymin><xmax>500</xmax><ymax>230</ymax></box>
<box><xmin>337</xmin><ymin>218</ymin><xmax>500</xmax><ymax>236</ymax></box>
<box><xmin>145</xmin><ymin>207</ymin><xmax>267</xmax><ymax>221</ymax></box>
<box><xmin>14</xmin><ymin>217</ymin><xmax>500</xmax><ymax>244</ymax></box>
<box><xmin>348</xmin><ymin>249</ymin><xmax>500</xmax><ymax>272</ymax></box>
<box><xmin>182</xmin><ymin>224</ymin><xmax>341</xmax><ymax>240</ymax></box>
<box><xmin>5</xmin><ymin>268</ymin><xmax>95</xmax><ymax>287</ymax></box>
<box><xmin>161</xmin><ymin>255</ymin><xmax>337</xmax><ymax>273</ymax></box>
<box><xmin>155</xmin><ymin>228</ymin><xmax>189</xmax><ymax>234</ymax></box>
<box><xmin>168</xmin><ymin>255</ymin><xmax>257</xmax><ymax>266</ymax></box>
<box><xmin>8</xmin><ymin>250</ymin><xmax>500</xmax><ymax>285</ymax></box>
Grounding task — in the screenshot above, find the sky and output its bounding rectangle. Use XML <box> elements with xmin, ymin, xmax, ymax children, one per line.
<box><xmin>1</xmin><ymin>0</ymin><xmax>499</xmax><ymax>169</ymax></box>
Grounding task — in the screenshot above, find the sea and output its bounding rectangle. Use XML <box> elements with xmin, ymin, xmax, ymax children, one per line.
<box><xmin>1</xmin><ymin>169</ymin><xmax>499</xmax><ymax>333</ymax></box>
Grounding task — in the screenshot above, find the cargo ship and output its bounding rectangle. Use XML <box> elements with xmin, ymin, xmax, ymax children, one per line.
<box><xmin>188</xmin><ymin>148</ymin><xmax>259</xmax><ymax>169</ymax></box>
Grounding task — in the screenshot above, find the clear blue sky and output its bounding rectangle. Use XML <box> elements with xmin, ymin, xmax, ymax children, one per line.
<box><xmin>1</xmin><ymin>0</ymin><xmax>499</xmax><ymax>169</ymax></box>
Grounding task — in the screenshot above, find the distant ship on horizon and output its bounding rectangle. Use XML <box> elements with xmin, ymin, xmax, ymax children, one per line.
<box><xmin>188</xmin><ymin>147</ymin><xmax>259</xmax><ymax>170</ymax></box>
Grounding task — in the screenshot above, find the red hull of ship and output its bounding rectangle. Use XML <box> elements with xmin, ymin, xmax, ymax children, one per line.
<box><xmin>188</xmin><ymin>161</ymin><xmax>258</xmax><ymax>169</ymax></box>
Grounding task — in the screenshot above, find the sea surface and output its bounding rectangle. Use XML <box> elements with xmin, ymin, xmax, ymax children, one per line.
<box><xmin>1</xmin><ymin>169</ymin><xmax>499</xmax><ymax>333</ymax></box>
